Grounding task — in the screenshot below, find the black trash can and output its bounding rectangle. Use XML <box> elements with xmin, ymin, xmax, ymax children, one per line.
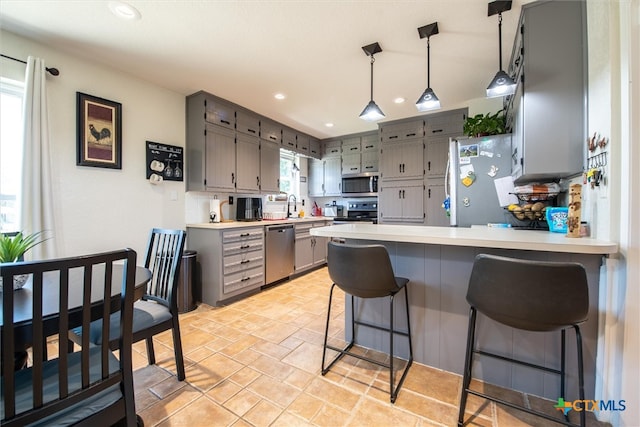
<box><xmin>177</xmin><ymin>250</ymin><xmax>197</xmax><ymax>313</ymax></box>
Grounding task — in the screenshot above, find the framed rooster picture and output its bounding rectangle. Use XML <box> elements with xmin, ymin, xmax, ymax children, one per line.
<box><xmin>76</xmin><ymin>92</ymin><xmax>122</xmax><ymax>169</ymax></box>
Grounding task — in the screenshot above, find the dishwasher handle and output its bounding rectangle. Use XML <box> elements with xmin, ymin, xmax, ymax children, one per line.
<box><xmin>266</xmin><ymin>224</ymin><xmax>294</xmax><ymax>232</ymax></box>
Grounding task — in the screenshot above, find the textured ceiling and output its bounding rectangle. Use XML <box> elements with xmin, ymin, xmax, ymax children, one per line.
<box><xmin>0</xmin><ymin>0</ymin><xmax>530</xmax><ymax>138</ymax></box>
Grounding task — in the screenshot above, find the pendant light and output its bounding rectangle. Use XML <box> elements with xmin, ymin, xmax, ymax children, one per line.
<box><xmin>359</xmin><ymin>42</ymin><xmax>385</xmax><ymax>122</ymax></box>
<box><xmin>416</xmin><ymin>22</ymin><xmax>441</xmax><ymax>112</ymax></box>
<box><xmin>486</xmin><ymin>0</ymin><xmax>517</xmax><ymax>98</ymax></box>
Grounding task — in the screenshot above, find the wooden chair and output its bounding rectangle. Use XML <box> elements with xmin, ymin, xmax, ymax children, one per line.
<box><xmin>1</xmin><ymin>249</ymin><xmax>138</xmax><ymax>427</ymax></box>
<box><xmin>70</xmin><ymin>229</ymin><xmax>187</xmax><ymax>380</ymax></box>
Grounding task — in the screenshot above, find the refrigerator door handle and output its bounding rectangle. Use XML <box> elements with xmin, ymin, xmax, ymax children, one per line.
<box><xmin>448</xmin><ymin>138</ymin><xmax>458</xmax><ymax>226</ymax></box>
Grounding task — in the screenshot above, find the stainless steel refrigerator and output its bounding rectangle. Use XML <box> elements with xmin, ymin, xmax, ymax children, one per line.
<box><xmin>446</xmin><ymin>134</ymin><xmax>516</xmax><ymax>227</ymax></box>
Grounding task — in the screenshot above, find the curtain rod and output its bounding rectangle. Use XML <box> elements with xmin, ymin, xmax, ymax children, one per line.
<box><xmin>1</xmin><ymin>54</ymin><xmax>60</xmax><ymax>76</ymax></box>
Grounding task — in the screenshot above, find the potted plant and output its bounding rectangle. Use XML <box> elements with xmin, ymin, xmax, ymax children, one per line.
<box><xmin>0</xmin><ymin>231</ymin><xmax>47</xmax><ymax>291</ymax></box>
<box><xmin>463</xmin><ymin>110</ymin><xmax>507</xmax><ymax>137</ymax></box>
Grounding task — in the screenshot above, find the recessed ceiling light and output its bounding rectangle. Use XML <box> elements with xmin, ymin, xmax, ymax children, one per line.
<box><xmin>394</xmin><ymin>97</ymin><xmax>406</xmax><ymax>104</ymax></box>
<box><xmin>108</xmin><ymin>1</ymin><xmax>142</xmax><ymax>20</ymax></box>
<box><xmin>325</xmin><ymin>123</ymin><xmax>334</xmax><ymax>128</ymax></box>
<box><xmin>274</xmin><ymin>93</ymin><xmax>286</xmax><ymax>100</ymax></box>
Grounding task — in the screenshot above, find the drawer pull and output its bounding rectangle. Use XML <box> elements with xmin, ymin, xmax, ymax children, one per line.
<box><xmin>241</xmin><ymin>277</ymin><xmax>250</xmax><ymax>282</ymax></box>
<box><xmin>240</xmin><ymin>233</ymin><xmax>250</xmax><ymax>237</ymax></box>
<box><xmin>240</xmin><ymin>260</ymin><xmax>250</xmax><ymax>264</ymax></box>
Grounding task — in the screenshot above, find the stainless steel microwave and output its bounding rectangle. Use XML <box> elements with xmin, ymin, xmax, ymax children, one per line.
<box><xmin>341</xmin><ymin>173</ymin><xmax>378</xmax><ymax>197</ymax></box>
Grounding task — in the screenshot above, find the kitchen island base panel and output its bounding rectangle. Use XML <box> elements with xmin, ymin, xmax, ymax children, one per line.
<box><xmin>342</xmin><ymin>239</ymin><xmax>602</xmax><ymax>401</ymax></box>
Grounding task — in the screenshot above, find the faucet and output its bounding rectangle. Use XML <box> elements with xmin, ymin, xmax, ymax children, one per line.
<box><xmin>287</xmin><ymin>194</ymin><xmax>297</xmax><ymax>218</ymax></box>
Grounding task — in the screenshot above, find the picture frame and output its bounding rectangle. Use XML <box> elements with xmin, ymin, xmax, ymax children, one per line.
<box><xmin>76</xmin><ymin>92</ymin><xmax>122</xmax><ymax>169</ymax></box>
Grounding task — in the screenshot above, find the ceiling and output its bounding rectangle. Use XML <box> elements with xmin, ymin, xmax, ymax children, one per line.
<box><xmin>0</xmin><ymin>0</ymin><xmax>530</xmax><ymax>139</ymax></box>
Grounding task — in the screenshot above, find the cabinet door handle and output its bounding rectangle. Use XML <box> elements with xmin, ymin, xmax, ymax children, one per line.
<box><xmin>269</xmin><ymin>135</ymin><xmax>277</xmax><ymax>141</ymax></box>
<box><xmin>399</xmin><ymin>190</ymin><xmax>402</xmax><ymax>199</ymax></box>
<box><xmin>231</xmin><ymin>172</ymin><xmax>235</xmax><ymax>183</ymax></box>
<box><xmin>240</xmin><ymin>233</ymin><xmax>250</xmax><ymax>237</ymax></box>
<box><xmin>389</xmin><ymin>135</ymin><xmax>398</xmax><ymax>140</ymax></box>
<box><xmin>365</xmin><ymin>166</ymin><xmax>373</xmax><ymax>169</ymax></box>
<box><xmin>365</xmin><ymin>145</ymin><xmax>374</xmax><ymax>149</ymax></box>
<box><xmin>240</xmin><ymin>245</ymin><xmax>250</xmax><ymax>249</ymax></box>
<box><xmin>350</xmin><ymin>167</ymin><xmax>358</xmax><ymax>171</ymax></box>
<box><xmin>399</xmin><ymin>164</ymin><xmax>402</xmax><ymax>173</ymax></box>
<box><xmin>402</xmin><ymin>189</ymin><xmax>406</xmax><ymax>198</ymax></box>
<box><xmin>248</xmin><ymin>128</ymin><xmax>256</xmax><ymax>134</ymax></box>
<box><xmin>241</xmin><ymin>277</ymin><xmax>250</xmax><ymax>282</ymax></box>
<box><xmin>406</xmin><ymin>133</ymin><xmax>416</xmax><ymax>138</ymax></box>
<box><xmin>257</xmin><ymin>176</ymin><xmax>260</xmax><ymax>187</ymax></box>
<box><xmin>221</xmin><ymin>119</ymin><xmax>231</xmax><ymax>125</ymax></box>
<box><xmin>428</xmin><ymin>188</ymin><xmax>431</xmax><ymax>198</ymax></box>
<box><xmin>241</xmin><ymin>260</ymin><xmax>250</xmax><ymax>264</ymax></box>
<box><xmin>428</xmin><ymin>161</ymin><xmax>431</xmax><ymax>171</ymax></box>
<box><xmin>431</xmin><ymin>129</ymin><xmax>443</xmax><ymax>133</ymax></box>
<box><xmin>350</xmin><ymin>147</ymin><xmax>358</xmax><ymax>151</ymax></box>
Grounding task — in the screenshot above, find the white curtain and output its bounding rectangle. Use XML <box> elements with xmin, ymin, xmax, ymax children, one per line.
<box><xmin>20</xmin><ymin>56</ymin><xmax>56</xmax><ymax>260</ymax></box>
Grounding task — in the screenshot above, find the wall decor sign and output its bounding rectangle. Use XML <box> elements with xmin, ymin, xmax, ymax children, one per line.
<box><xmin>146</xmin><ymin>141</ymin><xmax>183</xmax><ymax>183</ymax></box>
<box><xmin>76</xmin><ymin>92</ymin><xmax>122</xmax><ymax>169</ymax></box>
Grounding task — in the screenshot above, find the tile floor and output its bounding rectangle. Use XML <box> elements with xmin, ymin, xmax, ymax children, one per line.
<box><xmin>108</xmin><ymin>267</ymin><xmax>610</xmax><ymax>426</ymax></box>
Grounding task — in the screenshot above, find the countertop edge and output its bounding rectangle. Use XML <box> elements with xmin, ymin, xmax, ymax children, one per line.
<box><xmin>187</xmin><ymin>217</ymin><xmax>332</xmax><ymax>230</ymax></box>
<box><xmin>309</xmin><ymin>224</ymin><xmax>618</xmax><ymax>255</ymax></box>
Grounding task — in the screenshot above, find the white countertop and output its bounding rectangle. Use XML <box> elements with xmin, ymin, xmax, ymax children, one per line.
<box><xmin>310</xmin><ymin>224</ymin><xmax>618</xmax><ymax>255</ymax></box>
<box><xmin>187</xmin><ymin>217</ymin><xmax>331</xmax><ymax>230</ymax></box>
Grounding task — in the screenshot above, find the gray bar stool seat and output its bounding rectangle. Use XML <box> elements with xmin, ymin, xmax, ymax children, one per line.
<box><xmin>458</xmin><ymin>254</ymin><xmax>589</xmax><ymax>427</ymax></box>
<box><xmin>321</xmin><ymin>242</ymin><xmax>413</xmax><ymax>403</ymax></box>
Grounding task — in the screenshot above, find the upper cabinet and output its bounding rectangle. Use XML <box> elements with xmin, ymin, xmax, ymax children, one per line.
<box><xmin>204</xmin><ymin>98</ymin><xmax>235</xmax><ymax>130</ymax></box>
<box><xmin>380</xmin><ymin>119</ymin><xmax>424</xmax><ymax>143</ymax></box>
<box><xmin>282</xmin><ymin>128</ymin><xmax>297</xmax><ymax>151</ymax></box>
<box><xmin>261</xmin><ymin>119</ymin><xmax>282</xmax><ymax>144</ymax></box>
<box><xmin>504</xmin><ymin>0</ymin><xmax>586</xmax><ymax>183</ymax></box>
<box><xmin>236</xmin><ymin>111</ymin><xmax>260</xmax><ymax>136</ymax></box>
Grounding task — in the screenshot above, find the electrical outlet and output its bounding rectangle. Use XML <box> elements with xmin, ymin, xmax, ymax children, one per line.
<box><xmin>228</xmin><ymin>196</ymin><xmax>233</xmax><ymax>205</ymax></box>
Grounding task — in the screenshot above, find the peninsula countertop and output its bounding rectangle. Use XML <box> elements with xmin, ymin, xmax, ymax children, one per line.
<box><xmin>186</xmin><ymin>216</ymin><xmax>331</xmax><ymax>230</ymax></box>
<box><xmin>310</xmin><ymin>223</ymin><xmax>618</xmax><ymax>255</ymax></box>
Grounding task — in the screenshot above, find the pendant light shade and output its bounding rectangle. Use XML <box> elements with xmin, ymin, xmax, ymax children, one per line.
<box><xmin>486</xmin><ymin>0</ymin><xmax>516</xmax><ymax>98</ymax></box>
<box><xmin>359</xmin><ymin>42</ymin><xmax>385</xmax><ymax>122</ymax></box>
<box><xmin>416</xmin><ymin>22</ymin><xmax>441</xmax><ymax>112</ymax></box>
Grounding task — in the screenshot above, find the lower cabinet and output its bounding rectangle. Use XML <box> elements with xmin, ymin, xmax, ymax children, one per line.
<box><xmin>379</xmin><ymin>180</ymin><xmax>425</xmax><ymax>224</ymax></box>
<box><xmin>187</xmin><ymin>226</ymin><xmax>264</xmax><ymax>306</ymax></box>
<box><xmin>294</xmin><ymin>221</ymin><xmax>328</xmax><ymax>273</ymax></box>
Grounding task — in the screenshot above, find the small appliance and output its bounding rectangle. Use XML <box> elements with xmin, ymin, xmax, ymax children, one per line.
<box><xmin>236</xmin><ymin>197</ymin><xmax>263</xmax><ymax>221</ymax></box>
<box><xmin>341</xmin><ymin>173</ymin><xmax>378</xmax><ymax>197</ymax></box>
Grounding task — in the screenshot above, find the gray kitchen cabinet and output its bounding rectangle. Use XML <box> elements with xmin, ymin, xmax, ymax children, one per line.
<box><xmin>204</xmin><ymin>98</ymin><xmax>235</xmax><ymax>130</ymax></box>
<box><xmin>205</xmin><ymin>124</ymin><xmax>236</xmax><ymax>191</ymax></box>
<box><xmin>323</xmin><ymin>157</ymin><xmax>342</xmax><ymax>195</ymax></box>
<box><xmin>505</xmin><ymin>0</ymin><xmax>586</xmax><ymax>183</ymax></box>
<box><xmin>294</xmin><ymin>221</ymin><xmax>328</xmax><ymax>273</ymax></box>
<box><xmin>308</xmin><ymin>157</ymin><xmax>341</xmax><ymax>196</ymax></box>
<box><xmin>379</xmin><ymin>180</ymin><xmax>424</xmax><ymax>224</ymax></box>
<box><xmin>186</xmin><ymin>92</ymin><xmax>237</xmax><ymax>191</ymax></box>
<box><xmin>380</xmin><ymin>119</ymin><xmax>424</xmax><ymax>143</ymax></box>
<box><xmin>361</xmin><ymin>151</ymin><xmax>378</xmax><ymax>173</ymax></box>
<box><xmin>361</xmin><ymin>133</ymin><xmax>379</xmax><ymax>152</ymax></box>
<box><xmin>425</xmin><ymin>181</ymin><xmax>449</xmax><ymax>226</ymax></box>
<box><xmin>308</xmin><ymin>159</ymin><xmax>325</xmax><ymax>197</ymax></box>
<box><xmin>260</xmin><ymin>140</ymin><xmax>281</xmax><ymax>193</ymax></box>
<box><xmin>236</xmin><ymin>111</ymin><xmax>260</xmax><ymax>137</ymax></box>
<box><xmin>236</xmin><ymin>133</ymin><xmax>260</xmax><ymax>193</ymax></box>
<box><xmin>379</xmin><ymin>139</ymin><xmax>424</xmax><ymax>180</ymax></box>
<box><xmin>323</xmin><ymin>140</ymin><xmax>341</xmax><ymax>157</ymax></box>
<box><xmin>187</xmin><ymin>226</ymin><xmax>264</xmax><ymax>306</ymax></box>
<box><xmin>341</xmin><ymin>152</ymin><xmax>361</xmax><ymax>175</ymax></box>
<box><xmin>294</xmin><ymin>223</ymin><xmax>313</xmax><ymax>272</ymax></box>
<box><xmin>261</xmin><ymin>119</ymin><xmax>282</xmax><ymax>144</ymax></box>
<box><xmin>424</xmin><ymin>110</ymin><xmax>465</xmax><ymax>136</ymax></box>
<box><xmin>309</xmin><ymin>138</ymin><xmax>321</xmax><ymax>159</ymax></box>
<box><xmin>424</xmin><ymin>134</ymin><xmax>449</xmax><ymax>178</ymax></box>
<box><xmin>282</xmin><ymin>128</ymin><xmax>297</xmax><ymax>151</ymax></box>
<box><xmin>296</xmin><ymin>134</ymin><xmax>310</xmax><ymax>156</ymax></box>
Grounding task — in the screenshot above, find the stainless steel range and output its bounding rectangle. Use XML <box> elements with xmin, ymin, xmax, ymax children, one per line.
<box><xmin>333</xmin><ymin>201</ymin><xmax>378</xmax><ymax>224</ymax></box>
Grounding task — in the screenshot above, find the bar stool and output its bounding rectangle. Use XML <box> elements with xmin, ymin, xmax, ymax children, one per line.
<box><xmin>458</xmin><ymin>254</ymin><xmax>588</xmax><ymax>427</ymax></box>
<box><xmin>321</xmin><ymin>241</ymin><xmax>413</xmax><ymax>403</ymax></box>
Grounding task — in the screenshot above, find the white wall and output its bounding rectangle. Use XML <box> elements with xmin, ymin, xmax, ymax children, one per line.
<box><xmin>1</xmin><ymin>30</ymin><xmax>186</xmax><ymax>259</ymax></box>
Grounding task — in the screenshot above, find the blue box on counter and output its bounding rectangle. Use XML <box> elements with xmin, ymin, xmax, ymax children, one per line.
<box><xmin>546</xmin><ymin>207</ymin><xmax>569</xmax><ymax>233</ymax></box>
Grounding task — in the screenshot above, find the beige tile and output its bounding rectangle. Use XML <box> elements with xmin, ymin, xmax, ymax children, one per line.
<box><xmin>229</xmin><ymin>366</ymin><xmax>261</xmax><ymax>388</ymax></box>
<box><xmin>284</xmin><ymin>368</ymin><xmax>315</xmax><ymax>390</ymax></box>
<box><xmin>282</xmin><ymin>341</ymin><xmax>324</xmax><ymax>374</ymax></box>
<box><xmin>251</xmin><ymin>339</ymin><xmax>294</xmax><ymax>360</ymax></box>
<box><xmin>138</xmin><ymin>384</ymin><xmax>202</xmax><ymax>426</ymax></box>
<box><xmin>304</xmin><ymin>377</ymin><xmax>362</xmax><ymax>413</ymax></box>
<box><xmin>272</xmin><ymin>411</ymin><xmax>315</xmax><ymax>427</ymax></box>
<box><xmin>186</xmin><ymin>353</ymin><xmax>244</xmax><ymax>392</ymax></box>
<box><xmin>149</xmin><ymin>374</ymin><xmax>188</xmax><ymax>400</ymax></box>
<box><xmin>206</xmin><ymin>380</ymin><xmax>242</xmax><ymax>404</ymax></box>
<box><xmin>286</xmin><ymin>392</ymin><xmax>324</xmax><ymax>421</ymax></box>
<box><xmin>156</xmin><ymin>396</ymin><xmax>238</xmax><ymax>427</ymax></box>
<box><xmin>251</xmin><ymin>354</ymin><xmax>297</xmax><ymax>381</ymax></box>
<box><xmin>251</xmin><ymin>321</ymin><xmax>300</xmax><ymax>344</ymax></box>
<box><xmin>394</xmin><ymin>390</ymin><xmax>459</xmax><ymax>426</ymax></box>
<box><xmin>346</xmin><ymin>397</ymin><xmax>422</xmax><ymax>427</ymax></box>
<box><xmin>310</xmin><ymin>403</ymin><xmax>351</xmax><ymax>426</ymax></box>
<box><xmin>223</xmin><ymin>388</ymin><xmax>262</xmax><ymax>417</ymax></box>
<box><xmin>402</xmin><ymin>363</ymin><xmax>461</xmax><ymax>406</ymax></box>
<box><xmin>247</xmin><ymin>374</ymin><xmax>301</xmax><ymax>408</ymax></box>
<box><xmin>242</xmin><ymin>399</ymin><xmax>283</xmax><ymax>427</ymax></box>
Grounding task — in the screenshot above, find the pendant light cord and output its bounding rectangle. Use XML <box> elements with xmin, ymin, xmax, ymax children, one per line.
<box><xmin>369</xmin><ymin>55</ymin><xmax>375</xmax><ymax>101</ymax></box>
<box><xmin>427</xmin><ymin>38</ymin><xmax>431</xmax><ymax>88</ymax></box>
<box><xmin>497</xmin><ymin>12</ymin><xmax>503</xmax><ymax>71</ymax></box>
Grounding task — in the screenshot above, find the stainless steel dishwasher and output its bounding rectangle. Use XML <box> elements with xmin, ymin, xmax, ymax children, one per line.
<box><xmin>265</xmin><ymin>223</ymin><xmax>295</xmax><ymax>285</ymax></box>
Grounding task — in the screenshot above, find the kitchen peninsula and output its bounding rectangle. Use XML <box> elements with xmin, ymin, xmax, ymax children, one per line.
<box><xmin>311</xmin><ymin>223</ymin><xmax>617</xmax><ymax>400</ymax></box>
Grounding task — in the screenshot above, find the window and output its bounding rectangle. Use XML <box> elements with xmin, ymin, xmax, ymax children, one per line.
<box><xmin>279</xmin><ymin>150</ymin><xmax>300</xmax><ymax>198</ymax></box>
<box><xmin>0</xmin><ymin>78</ymin><xmax>24</xmax><ymax>232</ymax></box>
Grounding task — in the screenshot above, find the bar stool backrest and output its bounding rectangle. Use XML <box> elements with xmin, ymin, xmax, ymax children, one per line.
<box><xmin>467</xmin><ymin>254</ymin><xmax>589</xmax><ymax>332</ymax></box>
<box><xmin>327</xmin><ymin>242</ymin><xmax>400</xmax><ymax>298</ymax></box>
